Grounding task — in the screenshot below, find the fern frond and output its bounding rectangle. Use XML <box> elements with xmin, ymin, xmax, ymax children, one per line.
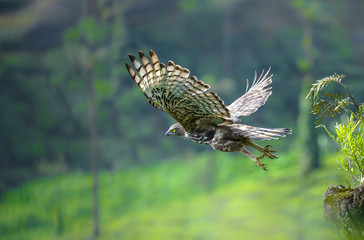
<box><xmin>310</xmin><ymin>93</ymin><xmax>350</xmax><ymax>125</ymax></box>
<box><xmin>306</xmin><ymin>74</ymin><xmax>345</xmax><ymax>105</ymax></box>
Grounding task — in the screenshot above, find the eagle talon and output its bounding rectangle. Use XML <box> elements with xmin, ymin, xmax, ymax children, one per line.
<box><xmin>263</xmin><ymin>145</ymin><xmax>278</xmax><ymax>159</ymax></box>
<box><xmin>255</xmin><ymin>160</ymin><xmax>268</xmax><ymax>171</ymax></box>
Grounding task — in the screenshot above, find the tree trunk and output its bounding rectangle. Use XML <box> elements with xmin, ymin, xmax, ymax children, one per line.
<box><xmin>204</xmin><ymin>155</ymin><xmax>217</xmax><ymax>193</ymax></box>
<box><xmin>297</xmin><ymin>79</ymin><xmax>319</xmax><ymax>174</ymax></box>
<box><xmin>296</xmin><ymin>8</ymin><xmax>319</xmax><ymax>175</ymax></box>
<box><xmin>221</xmin><ymin>2</ymin><xmax>233</xmax><ymax>79</ymax></box>
<box><xmin>83</xmin><ymin>0</ymin><xmax>100</xmax><ymax>237</ymax></box>
<box><xmin>87</xmin><ymin>66</ymin><xmax>99</xmax><ymax>238</ymax></box>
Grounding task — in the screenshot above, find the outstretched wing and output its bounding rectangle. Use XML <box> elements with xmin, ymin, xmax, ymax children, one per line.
<box><xmin>228</xmin><ymin>68</ymin><xmax>272</xmax><ymax>121</ymax></box>
<box><xmin>125</xmin><ymin>50</ymin><xmax>231</xmax><ymax>131</ymax></box>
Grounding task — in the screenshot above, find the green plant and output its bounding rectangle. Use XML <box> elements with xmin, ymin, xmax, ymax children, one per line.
<box><xmin>307</xmin><ymin>74</ymin><xmax>364</xmax><ymax>186</ymax></box>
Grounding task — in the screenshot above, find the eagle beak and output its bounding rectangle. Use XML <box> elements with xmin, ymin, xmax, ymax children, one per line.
<box><xmin>165</xmin><ymin>130</ymin><xmax>170</xmax><ymax>136</ymax></box>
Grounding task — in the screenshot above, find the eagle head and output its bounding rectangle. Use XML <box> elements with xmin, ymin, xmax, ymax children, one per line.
<box><xmin>165</xmin><ymin>123</ymin><xmax>185</xmax><ymax>137</ymax></box>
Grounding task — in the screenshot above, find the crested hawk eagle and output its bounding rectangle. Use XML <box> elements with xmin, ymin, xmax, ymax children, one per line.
<box><xmin>125</xmin><ymin>50</ymin><xmax>291</xmax><ymax>170</ymax></box>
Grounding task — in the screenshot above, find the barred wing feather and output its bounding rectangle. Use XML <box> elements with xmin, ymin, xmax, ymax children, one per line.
<box><xmin>125</xmin><ymin>50</ymin><xmax>231</xmax><ymax>131</ymax></box>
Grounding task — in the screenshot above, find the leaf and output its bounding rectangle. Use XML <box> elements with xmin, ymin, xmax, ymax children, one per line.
<box><xmin>310</xmin><ymin>93</ymin><xmax>350</xmax><ymax>125</ymax></box>
<box><xmin>306</xmin><ymin>74</ymin><xmax>354</xmax><ymax>126</ymax></box>
<box><xmin>306</xmin><ymin>74</ymin><xmax>345</xmax><ymax>105</ymax></box>
<box><xmin>78</xmin><ymin>17</ymin><xmax>108</xmax><ymax>45</ymax></box>
<box><xmin>296</xmin><ymin>58</ymin><xmax>311</xmax><ymax>72</ymax></box>
<box><xmin>64</xmin><ymin>27</ymin><xmax>82</xmax><ymax>42</ymax></box>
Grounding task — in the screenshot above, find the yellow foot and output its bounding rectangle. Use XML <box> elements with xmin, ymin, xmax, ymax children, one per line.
<box><xmin>263</xmin><ymin>145</ymin><xmax>278</xmax><ymax>159</ymax></box>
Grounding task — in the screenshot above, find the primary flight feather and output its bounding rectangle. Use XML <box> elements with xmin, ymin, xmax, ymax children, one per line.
<box><xmin>125</xmin><ymin>50</ymin><xmax>291</xmax><ymax>170</ymax></box>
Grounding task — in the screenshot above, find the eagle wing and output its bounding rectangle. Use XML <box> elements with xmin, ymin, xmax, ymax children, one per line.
<box><xmin>227</xmin><ymin>68</ymin><xmax>272</xmax><ymax>121</ymax></box>
<box><xmin>125</xmin><ymin>50</ymin><xmax>231</xmax><ymax>132</ymax></box>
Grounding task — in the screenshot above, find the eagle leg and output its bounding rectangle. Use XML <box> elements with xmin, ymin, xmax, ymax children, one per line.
<box><xmin>247</xmin><ymin>142</ymin><xmax>278</xmax><ymax>160</ymax></box>
<box><xmin>240</xmin><ymin>147</ymin><xmax>267</xmax><ymax>171</ymax></box>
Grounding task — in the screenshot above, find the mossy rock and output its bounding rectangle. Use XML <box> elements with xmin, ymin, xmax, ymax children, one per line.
<box><xmin>323</xmin><ymin>185</ymin><xmax>364</xmax><ymax>239</ymax></box>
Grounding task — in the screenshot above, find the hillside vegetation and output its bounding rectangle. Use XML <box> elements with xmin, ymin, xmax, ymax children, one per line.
<box><xmin>1</xmin><ymin>151</ymin><xmax>345</xmax><ymax>240</ymax></box>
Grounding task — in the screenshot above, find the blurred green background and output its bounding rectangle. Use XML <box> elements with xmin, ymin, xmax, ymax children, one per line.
<box><xmin>0</xmin><ymin>0</ymin><xmax>363</xmax><ymax>239</ymax></box>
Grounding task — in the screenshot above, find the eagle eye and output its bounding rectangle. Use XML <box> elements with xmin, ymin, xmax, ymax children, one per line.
<box><xmin>172</xmin><ymin>129</ymin><xmax>176</xmax><ymax>133</ymax></box>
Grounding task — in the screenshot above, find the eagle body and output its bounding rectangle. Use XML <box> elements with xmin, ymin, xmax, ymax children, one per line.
<box><xmin>210</xmin><ymin>126</ymin><xmax>245</xmax><ymax>152</ymax></box>
<box><xmin>185</xmin><ymin>130</ymin><xmax>215</xmax><ymax>145</ymax></box>
<box><xmin>125</xmin><ymin>50</ymin><xmax>291</xmax><ymax>170</ymax></box>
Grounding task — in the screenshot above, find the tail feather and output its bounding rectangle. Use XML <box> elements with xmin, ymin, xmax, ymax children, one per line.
<box><xmin>232</xmin><ymin>124</ymin><xmax>291</xmax><ymax>140</ymax></box>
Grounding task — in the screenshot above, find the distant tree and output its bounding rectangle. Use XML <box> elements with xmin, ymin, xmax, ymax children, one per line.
<box><xmin>293</xmin><ymin>0</ymin><xmax>320</xmax><ymax>175</ymax></box>
<box><xmin>63</xmin><ymin>0</ymin><xmax>125</xmax><ymax>236</ymax></box>
<box><xmin>83</xmin><ymin>0</ymin><xmax>100</xmax><ymax>236</ymax></box>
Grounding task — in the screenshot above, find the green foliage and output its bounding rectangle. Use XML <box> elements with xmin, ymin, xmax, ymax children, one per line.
<box><xmin>2</xmin><ymin>0</ymin><xmax>364</xmax><ymax>191</ymax></box>
<box><xmin>0</xmin><ymin>151</ymin><xmax>344</xmax><ymax>240</ymax></box>
<box><xmin>307</xmin><ymin>74</ymin><xmax>351</xmax><ymax>125</ymax></box>
<box><xmin>335</xmin><ymin>115</ymin><xmax>364</xmax><ymax>181</ymax></box>
<box><xmin>311</xmin><ymin>91</ymin><xmax>350</xmax><ymax>125</ymax></box>
<box><xmin>296</xmin><ymin>58</ymin><xmax>312</xmax><ymax>72</ymax></box>
<box><xmin>307</xmin><ymin>75</ymin><xmax>364</xmax><ymax>185</ymax></box>
<box><xmin>179</xmin><ymin>0</ymin><xmax>198</xmax><ymax>10</ymax></box>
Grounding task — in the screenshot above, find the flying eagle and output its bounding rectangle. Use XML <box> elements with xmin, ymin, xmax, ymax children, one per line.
<box><xmin>125</xmin><ymin>50</ymin><xmax>291</xmax><ymax>170</ymax></box>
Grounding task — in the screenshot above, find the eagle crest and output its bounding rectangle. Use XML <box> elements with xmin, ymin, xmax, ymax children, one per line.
<box><xmin>125</xmin><ymin>50</ymin><xmax>291</xmax><ymax>170</ymax></box>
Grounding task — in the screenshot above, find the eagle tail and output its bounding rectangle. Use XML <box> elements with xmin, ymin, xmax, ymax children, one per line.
<box><xmin>232</xmin><ymin>124</ymin><xmax>291</xmax><ymax>140</ymax></box>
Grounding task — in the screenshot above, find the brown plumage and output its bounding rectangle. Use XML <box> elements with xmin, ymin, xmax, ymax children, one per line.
<box><xmin>125</xmin><ymin>50</ymin><xmax>291</xmax><ymax>170</ymax></box>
